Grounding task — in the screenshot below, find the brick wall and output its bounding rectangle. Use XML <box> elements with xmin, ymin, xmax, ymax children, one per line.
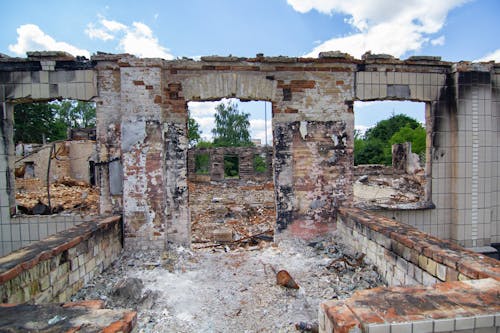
<box><xmin>187</xmin><ymin>146</ymin><xmax>273</xmax><ymax>182</ymax></box>
<box><xmin>319</xmin><ymin>207</ymin><xmax>500</xmax><ymax>333</ymax></box>
<box><xmin>0</xmin><ymin>216</ymin><xmax>122</xmax><ymax>304</ymax></box>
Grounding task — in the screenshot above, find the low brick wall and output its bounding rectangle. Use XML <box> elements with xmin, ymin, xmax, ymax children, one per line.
<box><xmin>320</xmin><ymin>207</ymin><xmax>500</xmax><ymax>333</ymax></box>
<box><xmin>353</xmin><ymin>164</ymin><xmax>395</xmax><ymax>176</ymax></box>
<box><xmin>337</xmin><ymin>208</ymin><xmax>499</xmax><ymax>286</ymax></box>
<box><xmin>0</xmin><ymin>216</ymin><xmax>122</xmax><ymax>304</ymax></box>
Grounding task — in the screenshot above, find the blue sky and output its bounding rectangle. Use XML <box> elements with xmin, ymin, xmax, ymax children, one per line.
<box><xmin>1</xmin><ymin>0</ymin><xmax>498</xmax><ymax>143</ymax></box>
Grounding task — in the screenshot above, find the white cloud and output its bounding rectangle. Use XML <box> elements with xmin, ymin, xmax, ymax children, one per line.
<box><xmin>431</xmin><ymin>36</ymin><xmax>445</xmax><ymax>46</ymax></box>
<box><xmin>85</xmin><ymin>23</ymin><xmax>115</xmax><ymax>41</ymax></box>
<box><xmin>9</xmin><ymin>24</ymin><xmax>90</xmax><ymax>58</ymax></box>
<box><xmin>474</xmin><ymin>49</ymin><xmax>500</xmax><ymax>62</ymax></box>
<box><xmin>189</xmin><ymin>101</ymin><xmax>220</xmax><ymax>118</ymax></box>
<box><xmin>84</xmin><ymin>16</ymin><xmax>174</xmax><ymax>59</ymax></box>
<box><xmin>287</xmin><ymin>0</ymin><xmax>468</xmax><ymax>58</ymax></box>
<box><xmin>120</xmin><ymin>22</ymin><xmax>173</xmax><ymax>59</ymax></box>
<box><xmin>100</xmin><ymin>18</ymin><xmax>127</xmax><ymax>32</ymax></box>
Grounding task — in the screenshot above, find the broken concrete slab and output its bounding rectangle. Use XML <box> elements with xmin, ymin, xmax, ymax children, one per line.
<box><xmin>0</xmin><ymin>301</ymin><xmax>136</xmax><ymax>333</ymax></box>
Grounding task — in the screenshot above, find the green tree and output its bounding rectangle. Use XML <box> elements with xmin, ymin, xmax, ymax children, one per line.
<box><xmin>14</xmin><ymin>100</ymin><xmax>96</xmax><ymax>144</ymax></box>
<box><xmin>187</xmin><ymin>113</ymin><xmax>201</xmax><ymax>147</ymax></box>
<box><xmin>253</xmin><ymin>154</ymin><xmax>267</xmax><ymax>173</ymax></box>
<box><xmin>388</xmin><ymin>124</ymin><xmax>426</xmax><ymax>163</ymax></box>
<box><xmin>364</xmin><ymin>114</ymin><xmax>420</xmax><ymax>142</ymax></box>
<box><xmin>196</xmin><ymin>140</ymin><xmax>215</xmax><ymax>148</ymax></box>
<box><xmin>212</xmin><ymin>101</ymin><xmax>253</xmax><ymax>147</ymax></box>
<box><xmin>355</xmin><ymin>114</ymin><xmax>425</xmax><ymax>165</ymax></box>
<box><xmin>53</xmin><ymin>100</ymin><xmax>96</xmax><ymax>128</ymax></box>
<box><xmin>14</xmin><ymin>103</ymin><xmax>66</xmax><ymax>143</ymax></box>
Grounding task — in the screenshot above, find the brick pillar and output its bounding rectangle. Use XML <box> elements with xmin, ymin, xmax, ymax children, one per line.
<box><xmin>239</xmin><ymin>148</ymin><xmax>253</xmax><ymax>180</ymax></box>
<box><xmin>164</xmin><ymin>122</ymin><xmax>190</xmax><ymax>246</ymax></box>
<box><xmin>210</xmin><ymin>149</ymin><xmax>224</xmax><ymax>181</ymax></box>
<box><xmin>274</xmin><ymin>120</ymin><xmax>353</xmax><ymax>240</ymax></box>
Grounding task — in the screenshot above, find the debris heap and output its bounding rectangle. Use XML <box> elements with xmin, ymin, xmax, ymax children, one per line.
<box><xmin>15</xmin><ymin>176</ymin><xmax>99</xmax><ymax>215</ymax></box>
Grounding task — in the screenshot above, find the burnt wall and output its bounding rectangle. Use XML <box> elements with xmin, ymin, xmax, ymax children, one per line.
<box><xmin>0</xmin><ymin>52</ymin><xmax>498</xmax><ymax>249</ymax></box>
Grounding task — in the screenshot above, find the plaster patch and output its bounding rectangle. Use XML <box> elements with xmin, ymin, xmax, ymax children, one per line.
<box><xmin>299</xmin><ymin>121</ymin><xmax>308</xmax><ymax>140</ymax></box>
<box><xmin>122</xmin><ymin>121</ymin><xmax>146</xmax><ymax>152</ymax></box>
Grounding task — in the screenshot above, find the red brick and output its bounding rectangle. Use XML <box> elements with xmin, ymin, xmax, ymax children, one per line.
<box><xmin>324</xmin><ymin>302</ymin><xmax>362</xmax><ymax>333</ymax></box>
<box><xmin>284</xmin><ymin>107</ymin><xmax>298</xmax><ymax>113</ymax></box>
<box><xmin>0</xmin><ymin>266</ymin><xmax>23</xmax><ymax>284</ymax></box>
<box><xmin>51</xmin><ymin>236</ymin><xmax>83</xmax><ymax>256</ymax></box>
<box><xmin>62</xmin><ymin>300</ymin><xmax>105</xmax><ymax>310</ymax></box>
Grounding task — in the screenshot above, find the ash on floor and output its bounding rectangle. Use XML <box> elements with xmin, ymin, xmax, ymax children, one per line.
<box><xmin>73</xmin><ymin>234</ymin><xmax>385</xmax><ymax>333</ymax></box>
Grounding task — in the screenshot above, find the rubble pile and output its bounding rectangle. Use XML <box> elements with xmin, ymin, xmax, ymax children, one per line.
<box><xmin>189</xmin><ymin>180</ymin><xmax>276</xmax><ymax>245</ymax></box>
<box><xmin>354</xmin><ymin>171</ymin><xmax>426</xmax><ymax>208</ymax></box>
<box><xmin>15</xmin><ymin>176</ymin><xmax>99</xmax><ymax>215</ymax></box>
<box><xmin>73</xmin><ymin>234</ymin><xmax>385</xmax><ymax>332</ymax></box>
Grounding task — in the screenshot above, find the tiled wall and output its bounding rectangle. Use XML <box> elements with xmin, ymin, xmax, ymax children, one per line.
<box><xmin>356</xmin><ymin>65</ymin><xmax>499</xmax><ymax>247</ymax></box>
<box><xmin>0</xmin><ymin>214</ymin><xmax>95</xmax><ymax>257</ymax></box>
<box><xmin>356</xmin><ymin>71</ymin><xmax>446</xmax><ymax>101</ymax></box>
<box><xmin>0</xmin><ymin>69</ymin><xmax>96</xmax><ymax>101</ymax></box>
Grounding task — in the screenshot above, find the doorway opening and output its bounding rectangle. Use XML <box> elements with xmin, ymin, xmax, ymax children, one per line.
<box><xmin>186</xmin><ymin>98</ymin><xmax>275</xmax><ymax>246</ymax></box>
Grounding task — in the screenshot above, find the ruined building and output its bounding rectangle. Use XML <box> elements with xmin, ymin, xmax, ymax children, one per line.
<box><xmin>1</xmin><ymin>51</ymin><xmax>498</xmax><ymax>249</ymax></box>
<box><xmin>0</xmin><ymin>51</ymin><xmax>499</xmax><ymax>332</ymax></box>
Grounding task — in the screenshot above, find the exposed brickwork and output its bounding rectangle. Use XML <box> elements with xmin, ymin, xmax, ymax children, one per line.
<box><xmin>0</xmin><ymin>216</ymin><xmax>122</xmax><ymax>304</ymax></box>
<box><xmin>320</xmin><ymin>208</ymin><xmax>500</xmax><ymax>333</ymax></box>
<box><xmin>1</xmin><ymin>53</ymin><xmax>499</xmax><ymax>250</ymax></box>
<box><xmin>338</xmin><ymin>208</ymin><xmax>499</xmax><ymax>285</ymax></box>
<box><xmin>320</xmin><ymin>278</ymin><xmax>500</xmax><ymax>333</ymax></box>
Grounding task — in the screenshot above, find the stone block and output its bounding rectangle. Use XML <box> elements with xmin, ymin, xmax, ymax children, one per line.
<box><xmin>455</xmin><ymin>317</ymin><xmax>475</xmax><ymax>330</ymax></box>
<box><xmin>412</xmin><ymin>320</ymin><xmax>433</xmax><ymax>333</ymax></box>
<box><xmin>475</xmin><ymin>315</ymin><xmax>495</xmax><ymax>328</ymax></box>
<box><xmin>434</xmin><ymin>318</ymin><xmax>454</xmax><ymax>332</ymax></box>
<box><xmin>367</xmin><ymin>323</ymin><xmax>390</xmax><ymax>333</ymax></box>
<box><xmin>418</xmin><ymin>255</ymin><xmax>428</xmax><ymax>270</ymax></box>
<box><xmin>33</xmin><ymin>286</ymin><xmax>53</xmax><ymax>304</ymax></box>
<box><xmin>436</xmin><ymin>263</ymin><xmax>447</xmax><ymax>281</ymax></box>
<box><xmin>422</xmin><ymin>271</ymin><xmax>437</xmax><ymax>286</ymax></box>
<box><xmin>425</xmin><ymin>258</ymin><xmax>437</xmax><ymax>276</ymax></box>
<box><xmin>390</xmin><ymin>322</ymin><xmax>411</xmax><ymax>333</ymax></box>
<box><xmin>212</xmin><ymin>228</ymin><xmax>233</xmax><ymax>242</ymax></box>
<box><xmin>39</xmin><ymin>275</ymin><xmax>50</xmax><ymax>291</ymax></box>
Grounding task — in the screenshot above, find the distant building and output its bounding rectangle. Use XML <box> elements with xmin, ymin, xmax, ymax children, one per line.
<box><xmin>251</xmin><ymin>138</ymin><xmax>262</xmax><ymax>146</ymax></box>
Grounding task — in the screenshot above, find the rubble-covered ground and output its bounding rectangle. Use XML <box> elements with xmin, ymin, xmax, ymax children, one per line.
<box><xmin>189</xmin><ymin>180</ymin><xmax>276</xmax><ymax>244</ymax></box>
<box><xmin>74</xmin><ymin>235</ymin><xmax>384</xmax><ymax>333</ymax></box>
<box><xmin>15</xmin><ymin>176</ymin><xmax>99</xmax><ymax>215</ymax></box>
<box><xmin>353</xmin><ymin>171</ymin><xmax>426</xmax><ymax>208</ymax></box>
